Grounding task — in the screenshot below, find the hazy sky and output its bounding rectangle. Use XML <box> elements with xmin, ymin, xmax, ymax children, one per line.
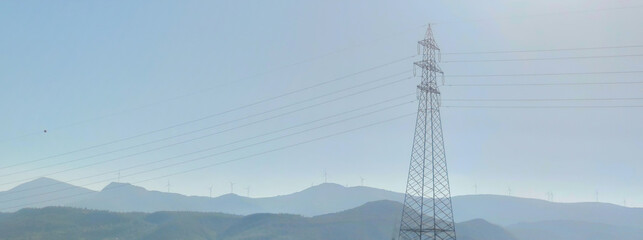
<box><xmin>1</xmin><ymin>1</ymin><xmax>642</xmax><ymax>207</ymax></box>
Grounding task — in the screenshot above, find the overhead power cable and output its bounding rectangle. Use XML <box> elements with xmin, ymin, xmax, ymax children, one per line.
<box><xmin>3</xmin><ymin>99</ymin><xmax>642</xmax><ymax>205</ymax></box>
<box><xmin>443</xmin><ymin>105</ymin><xmax>643</xmax><ymax>109</ymax></box>
<box><xmin>442</xmin><ymin>54</ymin><xmax>643</xmax><ymax>63</ymax></box>
<box><xmin>3</xmin><ymin>100</ymin><xmax>641</xmax><ymax>208</ymax></box>
<box><xmin>445</xmin><ymin>70</ymin><xmax>643</xmax><ymax>78</ymax></box>
<box><xmin>445</xmin><ymin>81</ymin><xmax>643</xmax><ymax>87</ymax></box>
<box><xmin>0</xmin><ymin>91</ymin><xmax>416</xmax><ymax>191</ymax></box>
<box><xmin>433</xmin><ymin>4</ymin><xmax>643</xmax><ymax>25</ymax></box>
<box><xmin>3</xmin><ymin>75</ymin><xmax>639</xmax><ymax>182</ymax></box>
<box><xmin>0</xmin><ymin>21</ymin><xmax>423</xmax><ymax>144</ymax></box>
<box><xmin>6</xmin><ymin>94</ymin><xmax>641</xmax><ymax>193</ymax></box>
<box><xmin>4</xmin><ymin>4</ymin><xmax>642</xmax><ymax>143</ymax></box>
<box><xmin>442</xmin><ymin>45</ymin><xmax>643</xmax><ymax>55</ymax></box>
<box><xmin>6</xmin><ymin>95</ymin><xmax>643</xmax><ymax>197</ymax></box>
<box><xmin>443</xmin><ymin>97</ymin><xmax>643</xmax><ymax>102</ymax></box>
<box><xmin>2</xmin><ymin>112</ymin><xmax>415</xmax><ymax>211</ymax></box>
<box><xmin>2</xmin><ymin>93</ymin><xmax>416</xmax><ymax>196</ymax></box>
<box><xmin>5</xmin><ymin>43</ymin><xmax>642</xmax><ymax>143</ymax></box>
<box><xmin>0</xmin><ymin>74</ymin><xmax>414</xmax><ymax>181</ymax></box>
<box><xmin>0</xmin><ymin>102</ymin><xmax>416</xmax><ymax>206</ymax></box>
<box><xmin>3</xmin><ymin>80</ymin><xmax>639</xmax><ymax>184</ymax></box>
<box><xmin>0</xmin><ymin>56</ymin><xmax>414</xmax><ymax>170</ymax></box>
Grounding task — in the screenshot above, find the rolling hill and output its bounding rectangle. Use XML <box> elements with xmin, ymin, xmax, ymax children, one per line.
<box><xmin>0</xmin><ymin>200</ymin><xmax>517</xmax><ymax>240</ymax></box>
<box><xmin>507</xmin><ymin>220</ymin><xmax>643</xmax><ymax>240</ymax></box>
<box><xmin>1</xmin><ymin>178</ymin><xmax>641</xmax><ymax>232</ymax></box>
<box><xmin>0</xmin><ymin>177</ymin><xmax>93</xmax><ymax>210</ymax></box>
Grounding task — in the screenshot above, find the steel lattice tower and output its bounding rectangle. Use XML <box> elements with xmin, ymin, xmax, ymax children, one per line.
<box><xmin>398</xmin><ymin>25</ymin><xmax>456</xmax><ymax>240</ymax></box>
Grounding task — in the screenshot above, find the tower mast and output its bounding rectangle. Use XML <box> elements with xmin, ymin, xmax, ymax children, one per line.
<box><xmin>398</xmin><ymin>24</ymin><xmax>457</xmax><ymax>240</ymax></box>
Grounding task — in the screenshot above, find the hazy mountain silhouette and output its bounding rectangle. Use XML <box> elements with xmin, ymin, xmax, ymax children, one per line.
<box><xmin>72</xmin><ymin>182</ymin><xmax>265</xmax><ymax>214</ymax></box>
<box><xmin>452</xmin><ymin>194</ymin><xmax>643</xmax><ymax>229</ymax></box>
<box><xmin>507</xmin><ymin>220</ymin><xmax>643</xmax><ymax>240</ymax></box>
<box><xmin>0</xmin><ymin>200</ymin><xmax>517</xmax><ymax>240</ymax></box>
<box><xmin>0</xmin><ymin>177</ymin><xmax>94</xmax><ymax>210</ymax></box>
<box><xmin>2</xmin><ymin>179</ymin><xmax>642</xmax><ymax>232</ymax></box>
<box><xmin>457</xmin><ymin>218</ymin><xmax>518</xmax><ymax>240</ymax></box>
<box><xmin>311</xmin><ymin>200</ymin><xmax>517</xmax><ymax>240</ymax></box>
<box><xmin>70</xmin><ymin>182</ymin><xmax>400</xmax><ymax>215</ymax></box>
<box><xmin>254</xmin><ymin>183</ymin><xmax>402</xmax><ymax>215</ymax></box>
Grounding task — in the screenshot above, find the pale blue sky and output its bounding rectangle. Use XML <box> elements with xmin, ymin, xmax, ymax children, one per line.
<box><xmin>1</xmin><ymin>0</ymin><xmax>642</xmax><ymax>207</ymax></box>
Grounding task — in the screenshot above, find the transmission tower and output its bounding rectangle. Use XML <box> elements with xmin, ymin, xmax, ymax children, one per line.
<box><xmin>398</xmin><ymin>25</ymin><xmax>457</xmax><ymax>240</ymax></box>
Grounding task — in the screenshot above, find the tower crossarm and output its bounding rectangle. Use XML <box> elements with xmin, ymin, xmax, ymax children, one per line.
<box><xmin>414</xmin><ymin>60</ymin><xmax>443</xmax><ymax>75</ymax></box>
<box><xmin>418</xmin><ymin>39</ymin><xmax>440</xmax><ymax>51</ymax></box>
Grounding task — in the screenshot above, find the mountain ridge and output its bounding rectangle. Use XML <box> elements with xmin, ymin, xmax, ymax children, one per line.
<box><xmin>0</xmin><ymin>201</ymin><xmax>517</xmax><ymax>240</ymax></box>
<box><xmin>1</xmin><ymin>178</ymin><xmax>641</xmax><ymax>230</ymax></box>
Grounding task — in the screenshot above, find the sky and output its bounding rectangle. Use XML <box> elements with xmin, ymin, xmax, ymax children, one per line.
<box><xmin>1</xmin><ymin>0</ymin><xmax>642</xmax><ymax>207</ymax></box>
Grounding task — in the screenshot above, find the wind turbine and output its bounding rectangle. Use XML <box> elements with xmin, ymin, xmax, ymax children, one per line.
<box><xmin>323</xmin><ymin>170</ymin><xmax>328</xmax><ymax>183</ymax></box>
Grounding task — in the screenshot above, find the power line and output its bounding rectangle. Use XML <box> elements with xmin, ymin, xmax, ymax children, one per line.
<box><xmin>8</xmin><ymin>95</ymin><xmax>641</xmax><ymax>193</ymax></box>
<box><xmin>0</xmin><ymin>71</ymin><xmax>411</xmax><ymax>176</ymax></box>
<box><xmin>446</xmin><ymin>70</ymin><xmax>643</xmax><ymax>78</ymax></box>
<box><xmin>3</xmin><ymin>77</ymin><xmax>638</xmax><ymax>182</ymax></box>
<box><xmin>1</xmin><ymin>93</ymin><xmax>416</xmax><ymax>193</ymax></box>
<box><xmin>5</xmin><ymin>95</ymin><xmax>415</xmax><ymax>196</ymax></box>
<box><xmin>442</xmin><ymin>45</ymin><xmax>643</xmax><ymax>55</ymax></box>
<box><xmin>3</xmin><ymin>100</ymin><xmax>641</xmax><ymax>204</ymax></box>
<box><xmin>0</xmin><ymin>23</ymin><xmax>423</xmax><ymax>144</ymax></box>
<box><xmin>5</xmin><ymin>5</ymin><xmax>643</xmax><ymax>206</ymax></box>
<box><xmin>4</xmin><ymin>81</ymin><xmax>639</xmax><ymax>184</ymax></box>
<box><xmin>0</xmin><ymin>74</ymin><xmax>414</xmax><ymax>180</ymax></box>
<box><xmin>3</xmin><ymin>3</ymin><xmax>642</xmax><ymax>142</ymax></box>
<box><xmin>2</xmin><ymin>111</ymin><xmax>414</xmax><ymax>211</ymax></box>
<box><xmin>442</xmin><ymin>54</ymin><xmax>643</xmax><ymax>63</ymax></box>
<box><xmin>7</xmin><ymin>43</ymin><xmax>641</xmax><ymax>142</ymax></box>
<box><xmin>0</xmin><ymin>106</ymin><xmax>417</xmax><ymax>207</ymax></box>
<box><xmin>443</xmin><ymin>105</ymin><xmax>643</xmax><ymax>109</ymax></box>
<box><xmin>443</xmin><ymin>97</ymin><xmax>643</xmax><ymax>102</ymax></box>
<box><xmin>0</xmin><ymin>56</ymin><xmax>414</xmax><ymax>170</ymax></box>
<box><xmin>445</xmin><ymin>81</ymin><xmax>643</xmax><ymax>87</ymax></box>
<box><xmin>79</xmin><ymin>102</ymin><xmax>414</xmax><ymax>191</ymax></box>
<box><xmin>433</xmin><ymin>4</ymin><xmax>643</xmax><ymax>25</ymax></box>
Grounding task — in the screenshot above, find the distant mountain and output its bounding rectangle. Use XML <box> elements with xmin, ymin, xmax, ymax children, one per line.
<box><xmin>311</xmin><ymin>200</ymin><xmax>517</xmax><ymax>240</ymax></box>
<box><xmin>2</xmin><ymin>178</ymin><xmax>642</xmax><ymax>232</ymax></box>
<box><xmin>0</xmin><ymin>177</ymin><xmax>94</xmax><ymax>211</ymax></box>
<box><xmin>0</xmin><ymin>207</ymin><xmax>241</xmax><ymax>240</ymax></box>
<box><xmin>507</xmin><ymin>220</ymin><xmax>643</xmax><ymax>240</ymax></box>
<box><xmin>0</xmin><ymin>201</ymin><xmax>516</xmax><ymax>240</ymax></box>
<box><xmin>255</xmin><ymin>183</ymin><xmax>402</xmax><ymax>216</ymax></box>
<box><xmin>452</xmin><ymin>194</ymin><xmax>643</xmax><ymax>229</ymax></box>
<box><xmin>70</xmin><ymin>182</ymin><xmax>400</xmax><ymax>216</ymax></box>
<box><xmin>71</xmin><ymin>182</ymin><xmax>265</xmax><ymax>214</ymax></box>
<box><xmin>457</xmin><ymin>219</ymin><xmax>518</xmax><ymax>240</ymax></box>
